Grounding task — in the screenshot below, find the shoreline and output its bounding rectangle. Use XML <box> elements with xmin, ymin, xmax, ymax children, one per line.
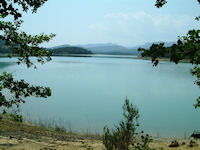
<box><xmin>0</xmin><ymin>114</ymin><xmax>199</xmax><ymax>149</ymax></box>
<box><xmin>137</xmin><ymin>56</ymin><xmax>191</xmax><ymax>63</ymax></box>
<box><xmin>0</xmin><ymin>53</ymin><xmax>191</xmax><ymax>64</ymax></box>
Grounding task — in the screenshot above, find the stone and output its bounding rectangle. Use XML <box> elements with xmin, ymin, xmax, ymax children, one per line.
<box><xmin>191</xmin><ymin>131</ymin><xmax>200</xmax><ymax>140</ymax></box>
<box><xmin>168</xmin><ymin>140</ymin><xmax>179</xmax><ymax>147</ymax></box>
<box><xmin>181</xmin><ymin>141</ymin><xmax>186</xmax><ymax>145</ymax></box>
<box><xmin>189</xmin><ymin>140</ymin><xmax>198</xmax><ymax>147</ymax></box>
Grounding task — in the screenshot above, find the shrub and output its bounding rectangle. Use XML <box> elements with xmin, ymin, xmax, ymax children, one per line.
<box><xmin>54</xmin><ymin>125</ymin><xmax>66</xmax><ymax>133</ymax></box>
<box><xmin>103</xmin><ymin>98</ymin><xmax>139</xmax><ymax>150</ymax></box>
<box><xmin>133</xmin><ymin>131</ymin><xmax>155</xmax><ymax>150</ymax></box>
<box><xmin>103</xmin><ymin>98</ymin><xmax>155</xmax><ymax>150</ymax></box>
<box><xmin>8</xmin><ymin>111</ymin><xmax>23</xmax><ymax>122</ymax></box>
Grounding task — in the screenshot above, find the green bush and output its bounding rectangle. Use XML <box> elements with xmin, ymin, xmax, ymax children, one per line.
<box><xmin>103</xmin><ymin>98</ymin><xmax>155</xmax><ymax>150</ymax></box>
<box><xmin>103</xmin><ymin>98</ymin><xmax>139</xmax><ymax>150</ymax></box>
<box><xmin>9</xmin><ymin>111</ymin><xmax>23</xmax><ymax>122</ymax></box>
<box><xmin>133</xmin><ymin>131</ymin><xmax>155</xmax><ymax>150</ymax></box>
<box><xmin>54</xmin><ymin>125</ymin><xmax>66</xmax><ymax>133</ymax></box>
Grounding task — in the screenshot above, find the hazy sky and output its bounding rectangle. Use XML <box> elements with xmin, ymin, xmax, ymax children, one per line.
<box><xmin>20</xmin><ymin>0</ymin><xmax>200</xmax><ymax>47</ymax></box>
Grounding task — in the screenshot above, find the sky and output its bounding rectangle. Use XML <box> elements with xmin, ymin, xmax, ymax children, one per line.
<box><xmin>20</xmin><ymin>0</ymin><xmax>200</xmax><ymax>47</ymax></box>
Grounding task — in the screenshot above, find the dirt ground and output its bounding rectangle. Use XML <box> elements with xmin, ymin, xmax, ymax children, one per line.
<box><xmin>1</xmin><ymin>135</ymin><xmax>200</xmax><ymax>150</ymax></box>
<box><xmin>0</xmin><ymin>135</ymin><xmax>103</xmax><ymax>150</ymax></box>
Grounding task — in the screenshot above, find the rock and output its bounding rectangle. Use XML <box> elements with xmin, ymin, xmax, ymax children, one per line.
<box><xmin>189</xmin><ymin>140</ymin><xmax>198</xmax><ymax>147</ymax></box>
<box><xmin>9</xmin><ymin>136</ymin><xmax>15</xmax><ymax>139</ymax></box>
<box><xmin>169</xmin><ymin>140</ymin><xmax>179</xmax><ymax>147</ymax></box>
<box><xmin>191</xmin><ymin>131</ymin><xmax>200</xmax><ymax>140</ymax></box>
<box><xmin>181</xmin><ymin>141</ymin><xmax>186</xmax><ymax>145</ymax></box>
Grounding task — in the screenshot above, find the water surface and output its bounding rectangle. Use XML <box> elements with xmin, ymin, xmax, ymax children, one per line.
<box><xmin>0</xmin><ymin>56</ymin><xmax>199</xmax><ymax>137</ymax></box>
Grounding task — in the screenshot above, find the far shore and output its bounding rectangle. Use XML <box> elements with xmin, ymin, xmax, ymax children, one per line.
<box><xmin>52</xmin><ymin>54</ymin><xmax>191</xmax><ymax>64</ymax></box>
<box><xmin>137</xmin><ymin>56</ymin><xmax>191</xmax><ymax>63</ymax></box>
<box><xmin>0</xmin><ymin>53</ymin><xmax>191</xmax><ymax>64</ymax></box>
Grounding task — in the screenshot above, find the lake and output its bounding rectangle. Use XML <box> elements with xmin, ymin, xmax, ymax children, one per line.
<box><xmin>0</xmin><ymin>56</ymin><xmax>199</xmax><ymax>138</ymax></box>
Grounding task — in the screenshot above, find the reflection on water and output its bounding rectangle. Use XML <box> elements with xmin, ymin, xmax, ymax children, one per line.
<box><xmin>0</xmin><ymin>56</ymin><xmax>199</xmax><ymax>138</ymax></box>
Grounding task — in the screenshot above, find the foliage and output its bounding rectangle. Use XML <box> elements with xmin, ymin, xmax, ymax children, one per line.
<box><xmin>8</xmin><ymin>110</ymin><xmax>23</xmax><ymax>122</ymax></box>
<box><xmin>155</xmin><ymin>0</ymin><xmax>200</xmax><ymax>8</ymax></box>
<box><xmin>54</xmin><ymin>125</ymin><xmax>66</xmax><ymax>133</ymax></box>
<box><xmin>0</xmin><ymin>72</ymin><xmax>51</xmax><ymax>108</ymax></box>
<box><xmin>138</xmin><ymin>1</ymin><xmax>200</xmax><ymax>108</ymax></box>
<box><xmin>0</xmin><ymin>0</ymin><xmax>55</xmax><ymax>109</ymax></box>
<box><xmin>155</xmin><ymin>0</ymin><xmax>167</xmax><ymax>8</ymax></box>
<box><xmin>0</xmin><ymin>0</ymin><xmax>48</xmax><ymax>19</ymax></box>
<box><xmin>103</xmin><ymin>98</ymin><xmax>139</xmax><ymax>150</ymax></box>
<box><xmin>81</xmin><ymin>142</ymin><xmax>94</xmax><ymax>150</ymax></box>
<box><xmin>133</xmin><ymin>131</ymin><xmax>155</xmax><ymax>150</ymax></box>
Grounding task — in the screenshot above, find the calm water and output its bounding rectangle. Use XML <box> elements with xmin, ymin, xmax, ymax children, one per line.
<box><xmin>0</xmin><ymin>56</ymin><xmax>199</xmax><ymax>137</ymax></box>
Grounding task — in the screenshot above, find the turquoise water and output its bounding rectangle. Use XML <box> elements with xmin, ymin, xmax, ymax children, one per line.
<box><xmin>0</xmin><ymin>56</ymin><xmax>199</xmax><ymax>137</ymax></box>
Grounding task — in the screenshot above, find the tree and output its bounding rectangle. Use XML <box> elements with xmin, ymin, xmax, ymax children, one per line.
<box><xmin>138</xmin><ymin>0</ymin><xmax>200</xmax><ymax>108</ymax></box>
<box><xmin>0</xmin><ymin>0</ymin><xmax>55</xmax><ymax>109</ymax></box>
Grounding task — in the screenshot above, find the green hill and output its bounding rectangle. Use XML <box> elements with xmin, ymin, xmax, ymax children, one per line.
<box><xmin>50</xmin><ymin>46</ymin><xmax>92</xmax><ymax>55</ymax></box>
<box><xmin>0</xmin><ymin>41</ymin><xmax>10</xmax><ymax>54</ymax></box>
<box><xmin>0</xmin><ymin>41</ymin><xmax>92</xmax><ymax>55</ymax></box>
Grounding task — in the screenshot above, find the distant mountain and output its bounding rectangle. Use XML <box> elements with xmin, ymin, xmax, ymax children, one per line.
<box><xmin>50</xmin><ymin>44</ymin><xmax>71</xmax><ymax>49</ymax></box>
<box><xmin>76</xmin><ymin>43</ymin><xmax>117</xmax><ymax>48</ymax></box>
<box><xmin>50</xmin><ymin>42</ymin><xmax>176</xmax><ymax>56</ymax></box>
<box><xmin>128</xmin><ymin>41</ymin><xmax>176</xmax><ymax>50</ymax></box>
<box><xmin>49</xmin><ymin>46</ymin><xmax>92</xmax><ymax>55</ymax></box>
<box><xmin>0</xmin><ymin>41</ymin><xmax>92</xmax><ymax>55</ymax></box>
<box><xmin>77</xmin><ymin>43</ymin><xmax>140</xmax><ymax>55</ymax></box>
<box><xmin>0</xmin><ymin>41</ymin><xmax>176</xmax><ymax>56</ymax></box>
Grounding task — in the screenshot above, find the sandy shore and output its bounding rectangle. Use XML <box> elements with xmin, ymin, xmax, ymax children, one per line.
<box><xmin>0</xmin><ymin>135</ymin><xmax>103</xmax><ymax>150</ymax></box>
<box><xmin>0</xmin><ymin>115</ymin><xmax>199</xmax><ymax>150</ymax></box>
<box><xmin>1</xmin><ymin>135</ymin><xmax>200</xmax><ymax>150</ymax></box>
